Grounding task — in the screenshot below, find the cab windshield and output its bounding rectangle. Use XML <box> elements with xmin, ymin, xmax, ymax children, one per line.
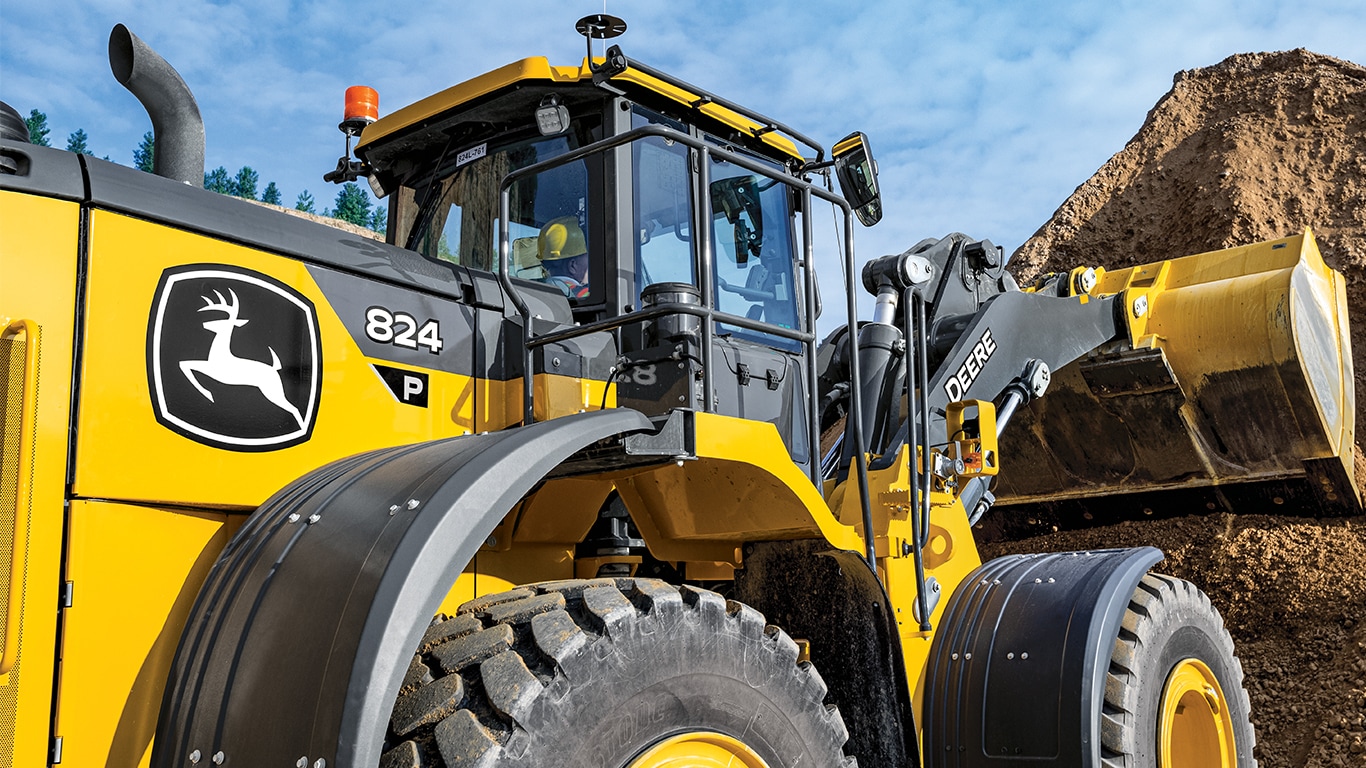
<box><xmin>630</xmin><ymin>110</ymin><xmax>802</xmax><ymax>345</ymax></box>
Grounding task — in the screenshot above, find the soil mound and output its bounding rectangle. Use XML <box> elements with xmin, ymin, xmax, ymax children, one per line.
<box><xmin>995</xmin><ymin>50</ymin><xmax>1366</xmax><ymax>766</ymax></box>
<box><xmin>1010</xmin><ymin>49</ymin><xmax>1366</xmax><ymax>476</ymax></box>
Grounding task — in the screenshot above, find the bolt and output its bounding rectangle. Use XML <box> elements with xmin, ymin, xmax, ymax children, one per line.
<box><xmin>1133</xmin><ymin>294</ymin><xmax>1149</xmax><ymax>318</ymax></box>
<box><xmin>406</xmin><ymin>498</ymin><xmax>420</xmax><ymax>510</ymax></box>
<box><xmin>484</xmin><ymin>535</ymin><xmax>496</xmax><ymax>547</ymax></box>
<box><xmin>552</xmin><ymin>357</ymin><xmax>561</xmax><ymax>367</ymax></box>
<box><xmin>951</xmin><ymin>652</ymin><xmax>959</xmax><ymax>660</ymax></box>
<box><xmin>287</xmin><ymin>513</ymin><xmax>300</xmax><ymax>523</ymax></box>
<box><xmin>314</xmin><ymin>761</ymin><xmax>327</xmax><ymax>768</ymax></box>
<box><xmin>388</xmin><ymin>505</ymin><xmax>400</xmax><ymax>516</ymax></box>
<box><xmin>190</xmin><ymin>750</ymin><xmax>201</xmax><ymax>765</ymax></box>
<box><xmin>1077</xmin><ymin>267</ymin><xmax>1097</xmax><ymax>294</ymax></box>
<box><xmin>212</xmin><ymin>752</ymin><xmax>225</xmax><ymax>765</ymax></box>
<box><xmin>1021</xmin><ymin>652</ymin><xmax>1029</xmax><ymax>660</ymax></box>
<box><xmin>307</xmin><ymin>513</ymin><xmax>321</xmax><ymax>524</ymax></box>
<box><xmin>1007</xmin><ymin>652</ymin><xmax>1015</xmax><ymax>660</ymax></box>
<box><xmin>297</xmin><ymin>759</ymin><xmax>308</xmax><ymax>768</ymax></box>
<box><xmin>965</xmin><ymin>652</ymin><xmax>972</xmax><ymax>660</ymax></box>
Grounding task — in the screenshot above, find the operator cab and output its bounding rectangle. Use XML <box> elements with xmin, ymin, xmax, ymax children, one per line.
<box><xmin>349</xmin><ymin>18</ymin><xmax>880</xmax><ymax>477</ymax></box>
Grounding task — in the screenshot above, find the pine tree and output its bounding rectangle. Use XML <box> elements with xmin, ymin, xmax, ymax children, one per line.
<box><xmin>203</xmin><ymin>166</ymin><xmax>232</xmax><ymax>193</ymax></box>
<box><xmin>369</xmin><ymin>206</ymin><xmax>387</xmax><ymax>235</ymax></box>
<box><xmin>134</xmin><ymin>131</ymin><xmax>155</xmax><ymax>172</ymax></box>
<box><xmin>332</xmin><ymin>182</ymin><xmax>372</xmax><ymax>226</ymax></box>
<box><xmin>66</xmin><ymin>128</ymin><xmax>91</xmax><ymax>155</ymax></box>
<box><xmin>231</xmin><ymin>166</ymin><xmax>259</xmax><ymax>200</ymax></box>
<box><xmin>25</xmin><ymin>110</ymin><xmax>51</xmax><ymax>146</ymax></box>
<box><xmin>261</xmin><ymin>182</ymin><xmax>282</xmax><ymax>206</ymax></box>
<box><xmin>295</xmin><ymin>190</ymin><xmax>315</xmax><ymax>213</ymax></box>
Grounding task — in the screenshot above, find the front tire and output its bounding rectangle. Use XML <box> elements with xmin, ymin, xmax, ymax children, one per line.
<box><xmin>380</xmin><ymin>577</ymin><xmax>855</xmax><ymax>767</ymax></box>
<box><xmin>1102</xmin><ymin>574</ymin><xmax>1257</xmax><ymax>767</ymax></box>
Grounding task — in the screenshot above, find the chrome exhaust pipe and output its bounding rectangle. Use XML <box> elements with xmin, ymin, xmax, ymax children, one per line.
<box><xmin>108</xmin><ymin>24</ymin><xmax>204</xmax><ymax>185</ymax></box>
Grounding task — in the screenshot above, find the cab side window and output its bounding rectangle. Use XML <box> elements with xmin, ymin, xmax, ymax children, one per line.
<box><xmin>395</xmin><ymin>128</ymin><xmax>598</xmax><ymax>305</ymax></box>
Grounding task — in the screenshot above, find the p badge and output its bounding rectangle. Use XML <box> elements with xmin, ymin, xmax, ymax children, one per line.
<box><xmin>373</xmin><ymin>364</ymin><xmax>429</xmax><ymax>407</ymax></box>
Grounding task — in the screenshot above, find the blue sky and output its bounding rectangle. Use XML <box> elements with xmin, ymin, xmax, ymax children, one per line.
<box><xmin>3</xmin><ymin>0</ymin><xmax>1363</xmax><ymax>328</ymax></box>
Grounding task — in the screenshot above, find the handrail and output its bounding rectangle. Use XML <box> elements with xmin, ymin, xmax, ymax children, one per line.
<box><xmin>2</xmin><ymin>319</ymin><xmax>39</xmax><ymax>675</ymax></box>
<box><xmin>495</xmin><ymin>122</ymin><xmax>877</xmax><ymax>569</ymax></box>
<box><xmin>527</xmin><ymin>302</ymin><xmax>814</xmax><ymax>350</ymax></box>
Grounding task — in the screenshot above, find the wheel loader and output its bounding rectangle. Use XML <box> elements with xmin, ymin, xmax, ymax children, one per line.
<box><xmin>0</xmin><ymin>16</ymin><xmax>1357</xmax><ymax>768</ymax></box>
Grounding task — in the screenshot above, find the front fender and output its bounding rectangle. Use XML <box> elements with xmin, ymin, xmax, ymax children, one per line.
<box><xmin>922</xmin><ymin>546</ymin><xmax>1163</xmax><ymax>767</ymax></box>
<box><xmin>152</xmin><ymin>408</ymin><xmax>654</xmax><ymax>767</ymax></box>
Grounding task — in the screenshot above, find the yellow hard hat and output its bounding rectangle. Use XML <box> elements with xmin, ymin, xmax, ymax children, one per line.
<box><xmin>538</xmin><ymin>216</ymin><xmax>587</xmax><ymax>261</ymax></box>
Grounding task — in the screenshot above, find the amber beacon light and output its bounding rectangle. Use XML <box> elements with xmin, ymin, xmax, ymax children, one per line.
<box><xmin>341</xmin><ymin>85</ymin><xmax>379</xmax><ymax>136</ymax></box>
<box><xmin>324</xmin><ymin>85</ymin><xmax>379</xmax><ymax>184</ymax></box>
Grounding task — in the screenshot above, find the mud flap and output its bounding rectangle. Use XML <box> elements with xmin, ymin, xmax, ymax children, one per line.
<box><xmin>151</xmin><ymin>408</ymin><xmax>654</xmax><ymax>768</ymax></box>
<box><xmin>922</xmin><ymin>547</ymin><xmax>1163</xmax><ymax>767</ymax></box>
<box><xmin>734</xmin><ymin>540</ymin><xmax>918</xmax><ymax>768</ymax></box>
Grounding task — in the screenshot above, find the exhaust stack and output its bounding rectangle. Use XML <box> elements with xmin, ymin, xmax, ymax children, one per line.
<box><xmin>108</xmin><ymin>24</ymin><xmax>205</xmax><ymax>185</ymax></box>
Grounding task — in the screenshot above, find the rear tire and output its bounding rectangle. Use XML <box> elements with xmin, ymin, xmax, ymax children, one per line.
<box><xmin>380</xmin><ymin>577</ymin><xmax>855</xmax><ymax>767</ymax></box>
<box><xmin>1102</xmin><ymin>574</ymin><xmax>1257</xmax><ymax>768</ymax></box>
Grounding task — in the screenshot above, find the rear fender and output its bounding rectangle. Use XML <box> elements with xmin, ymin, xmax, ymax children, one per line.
<box><xmin>922</xmin><ymin>546</ymin><xmax>1163</xmax><ymax>767</ymax></box>
<box><xmin>152</xmin><ymin>408</ymin><xmax>654</xmax><ymax>768</ymax></box>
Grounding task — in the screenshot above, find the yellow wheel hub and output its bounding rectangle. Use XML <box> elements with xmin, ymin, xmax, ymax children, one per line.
<box><xmin>1160</xmin><ymin>658</ymin><xmax>1237</xmax><ymax>768</ymax></box>
<box><xmin>628</xmin><ymin>732</ymin><xmax>772</xmax><ymax>768</ymax></box>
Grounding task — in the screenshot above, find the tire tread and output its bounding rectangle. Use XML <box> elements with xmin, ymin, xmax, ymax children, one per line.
<box><xmin>1101</xmin><ymin>573</ymin><xmax>1257</xmax><ymax>768</ymax></box>
<box><xmin>385</xmin><ymin>578</ymin><xmax>854</xmax><ymax>766</ymax></box>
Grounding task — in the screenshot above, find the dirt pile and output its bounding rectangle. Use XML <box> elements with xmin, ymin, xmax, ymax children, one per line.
<box><xmin>246</xmin><ymin>198</ymin><xmax>384</xmax><ymax>240</ymax></box>
<box><xmin>994</xmin><ymin>50</ymin><xmax>1366</xmax><ymax>767</ymax></box>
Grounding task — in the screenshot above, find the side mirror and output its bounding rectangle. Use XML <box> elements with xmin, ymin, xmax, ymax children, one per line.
<box><xmin>832</xmin><ymin>132</ymin><xmax>882</xmax><ymax>226</ymax></box>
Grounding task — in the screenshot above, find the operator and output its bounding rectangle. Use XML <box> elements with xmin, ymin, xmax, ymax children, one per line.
<box><xmin>538</xmin><ymin>216</ymin><xmax>590</xmax><ymax>298</ymax></box>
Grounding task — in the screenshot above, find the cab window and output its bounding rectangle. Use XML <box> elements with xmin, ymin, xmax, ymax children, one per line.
<box><xmin>708</xmin><ymin>153</ymin><xmax>801</xmax><ymax>345</ymax></box>
<box><xmin>395</xmin><ymin>126</ymin><xmax>597</xmax><ymax>302</ymax></box>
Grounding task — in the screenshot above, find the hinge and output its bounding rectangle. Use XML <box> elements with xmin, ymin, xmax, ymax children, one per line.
<box><xmin>50</xmin><ymin>735</ymin><xmax>63</xmax><ymax>764</ymax></box>
<box><xmin>60</xmin><ymin>582</ymin><xmax>73</xmax><ymax>609</ymax></box>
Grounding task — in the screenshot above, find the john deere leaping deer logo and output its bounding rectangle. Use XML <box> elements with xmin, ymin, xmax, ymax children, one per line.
<box><xmin>148</xmin><ymin>265</ymin><xmax>321</xmax><ymax>451</ymax></box>
<box><xmin>181</xmin><ymin>288</ymin><xmax>307</xmax><ymax>429</ymax></box>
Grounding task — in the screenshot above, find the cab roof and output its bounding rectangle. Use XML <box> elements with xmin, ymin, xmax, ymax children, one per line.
<box><xmin>356</xmin><ymin>55</ymin><xmax>812</xmax><ymax>164</ymax></box>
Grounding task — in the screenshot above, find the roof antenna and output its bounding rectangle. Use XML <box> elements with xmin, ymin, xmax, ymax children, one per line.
<box><xmin>575</xmin><ymin>14</ymin><xmax>627</xmax><ymax>74</ymax></box>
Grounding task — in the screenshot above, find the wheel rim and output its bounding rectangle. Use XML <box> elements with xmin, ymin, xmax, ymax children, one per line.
<box><xmin>1160</xmin><ymin>658</ymin><xmax>1237</xmax><ymax>768</ymax></box>
<box><xmin>627</xmin><ymin>732</ymin><xmax>772</xmax><ymax>768</ymax></box>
